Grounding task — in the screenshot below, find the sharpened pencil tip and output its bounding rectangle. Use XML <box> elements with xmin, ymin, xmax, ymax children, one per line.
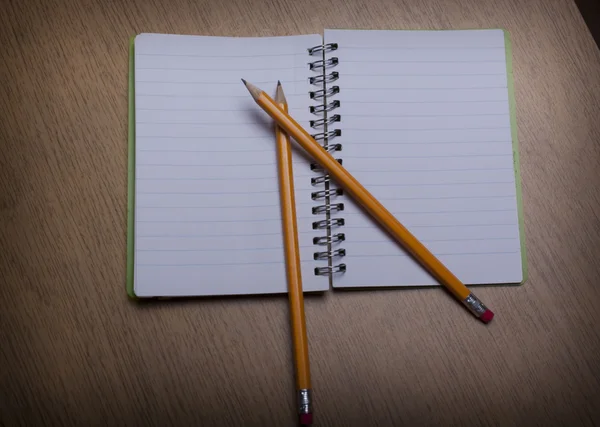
<box><xmin>275</xmin><ymin>81</ymin><xmax>287</xmax><ymax>105</ymax></box>
<box><xmin>241</xmin><ymin>79</ymin><xmax>262</xmax><ymax>101</ymax></box>
<box><xmin>277</xmin><ymin>80</ymin><xmax>281</xmax><ymax>87</ymax></box>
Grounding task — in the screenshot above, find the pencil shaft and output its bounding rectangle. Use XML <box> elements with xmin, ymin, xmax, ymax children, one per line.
<box><xmin>275</xmin><ymin>93</ymin><xmax>311</xmax><ymax>390</ymax></box>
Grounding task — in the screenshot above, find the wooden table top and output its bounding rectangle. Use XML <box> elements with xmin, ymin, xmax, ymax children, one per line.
<box><xmin>2</xmin><ymin>0</ymin><xmax>600</xmax><ymax>425</ymax></box>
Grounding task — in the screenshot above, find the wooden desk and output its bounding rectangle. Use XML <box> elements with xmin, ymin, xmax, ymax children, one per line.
<box><xmin>2</xmin><ymin>0</ymin><xmax>600</xmax><ymax>425</ymax></box>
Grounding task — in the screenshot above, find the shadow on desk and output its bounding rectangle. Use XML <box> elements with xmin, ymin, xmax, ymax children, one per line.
<box><xmin>576</xmin><ymin>0</ymin><xmax>600</xmax><ymax>49</ymax></box>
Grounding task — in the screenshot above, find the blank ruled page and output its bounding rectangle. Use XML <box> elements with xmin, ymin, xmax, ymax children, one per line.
<box><xmin>133</xmin><ymin>33</ymin><xmax>327</xmax><ymax>297</ymax></box>
<box><xmin>325</xmin><ymin>29</ymin><xmax>523</xmax><ymax>287</ymax></box>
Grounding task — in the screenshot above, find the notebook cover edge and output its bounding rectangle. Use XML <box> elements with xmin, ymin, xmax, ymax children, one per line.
<box><xmin>126</xmin><ymin>36</ymin><xmax>137</xmax><ymax>299</ymax></box>
<box><xmin>503</xmin><ymin>29</ymin><xmax>528</xmax><ymax>285</ymax></box>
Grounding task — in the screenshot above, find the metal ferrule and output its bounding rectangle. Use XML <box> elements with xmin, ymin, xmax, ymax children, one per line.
<box><xmin>297</xmin><ymin>389</ymin><xmax>313</xmax><ymax>415</ymax></box>
<box><xmin>462</xmin><ymin>293</ymin><xmax>488</xmax><ymax>316</ymax></box>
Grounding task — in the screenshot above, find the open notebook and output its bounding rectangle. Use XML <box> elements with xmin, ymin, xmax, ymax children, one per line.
<box><xmin>127</xmin><ymin>29</ymin><xmax>527</xmax><ymax>298</ymax></box>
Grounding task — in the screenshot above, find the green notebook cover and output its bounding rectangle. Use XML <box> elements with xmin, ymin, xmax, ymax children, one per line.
<box><xmin>125</xmin><ymin>30</ymin><xmax>528</xmax><ymax>297</ymax></box>
<box><xmin>127</xmin><ymin>36</ymin><xmax>136</xmax><ymax>298</ymax></box>
<box><xmin>504</xmin><ymin>29</ymin><xmax>528</xmax><ymax>284</ymax></box>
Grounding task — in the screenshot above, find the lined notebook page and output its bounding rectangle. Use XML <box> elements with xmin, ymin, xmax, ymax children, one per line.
<box><xmin>134</xmin><ymin>33</ymin><xmax>327</xmax><ymax>296</ymax></box>
<box><xmin>325</xmin><ymin>29</ymin><xmax>523</xmax><ymax>287</ymax></box>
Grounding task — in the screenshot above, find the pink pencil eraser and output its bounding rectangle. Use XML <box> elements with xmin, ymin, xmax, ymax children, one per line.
<box><xmin>299</xmin><ymin>413</ymin><xmax>313</xmax><ymax>425</ymax></box>
<box><xmin>480</xmin><ymin>309</ymin><xmax>494</xmax><ymax>324</ymax></box>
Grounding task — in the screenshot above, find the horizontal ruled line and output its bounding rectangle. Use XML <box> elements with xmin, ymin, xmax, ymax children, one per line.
<box><xmin>138</xmin><ymin>149</ymin><xmax>277</xmax><ymax>153</ymax></box>
<box><xmin>137</xmin><ymin>107</ymin><xmax>254</xmax><ymax>112</ymax></box>
<box><xmin>137</xmin><ymin>261</ymin><xmax>304</xmax><ymax>267</ymax></box>
<box><xmin>138</xmin><ymin>231</ymin><xmax>317</xmax><ymax>238</ymax></box>
<box><xmin>136</xmin><ymin>176</ymin><xmax>308</xmax><ymax>181</ymax></box>
<box><xmin>344</xmin><ymin>251</ymin><xmax>519</xmax><ymax>258</ymax></box>
<box><xmin>137</xmin><ymin>202</ymin><xmax>316</xmax><ymax>209</ymax></box>
<box><xmin>137</xmin><ymin>79</ymin><xmax>306</xmax><ymax>85</ymax></box>
<box><xmin>137</xmin><ymin>107</ymin><xmax>306</xmax><ymax>112</ymax></box>
<box><xmin>137</xmin><ymin>218</ymin><xmax>284</xmax><ymax>223</ymax></box>
<box><xmin>138</xmin><ymin>163</ymin><xmax>277</xmax><ymax>167</ymax></box>
<box><xmin>137</xmin><ymin>247</ymin><xmax>299</xmax><ymax>252</ymax></box>
<box><xmin>344</xmin><ymin>222</ymin><xmax>518</xmax><ymax>229</ymax></box>
<box><xmin>339</xmin><ymin>46</ymin><xmax>505</xmax><ymax>50</ymax></box>
<box><xmin>343</xmin><ymin>208</ymin><xmax>516</xmax><ymax>215</ymax></box>
<box><xmin>350</xmin><ymin>181</ymin><xmax>515</xmax><ymax>187</ymax></box>
<box><xmin>137</xmin><ymin>190</ymin><xmax>282</xmax><ymax>195</ymax></box>
<box><xmin>136</xmin><ymin>136</ymin><xmax>274</xmax><ymax>139</ymax></box>
<box><xmin>136</xmin><ymin>66</ymin><xmax>309</xmax><ymax>71</ymax></box>
<box><xmin>137</xmin><ymin>162</ymin><xmax>309</xmax><ymax>167</ymax></box>
<box><xmin>341</xmin><ymin>140</ymin><xmax>511</xmax><ymax>145</ymax></box>
<box><xmin>340</xmin><ymin>100</ymin><xmax>508</xmax><ymax>105</ymax></box>
<box><xmin>343</xmin><ymin>154</ymin><xmax>512</xmax><ymax>159</ymax></box>
<box><xmin>136</xmin><ymin>121</ymin><xmax>270</xmax><ymax>126</ymax></box>
<box><xmin>138</xmin><ymin>216</ymin><xmax>323</xmax><ymax>223</ymax></box>
<box><xmin>350</xmin><ymin>237</ymin><xmax>518</xmax><ymax>244</ymax></box>
<box><xmin>342</xmin><ymin>127</ymin><xmax>511</xmax><ymax>131</ymax></box>
<box><xmin>137</xmin><ymin>93</ymin><xmax>251</xmax><ymax>98</ymax></box>
<box><xmin>343</xmin><ymin>60</ymin><xmax>506</xmax><ymax>64</ymax></box>
<box><xmin>341</xmin><ymin>73</ymin><xmax>506</xmax><ymax>77</ymax></box>
<box><xmin>342</xmin><ymin>86</ymin><xmax>508</xmax><ymax>90</ymax></box>
<box><xmin>354</xmin><ymin>195</ymin><xmax>516</xmax><ymax>201</ymax></box>
<box><xmin>340</xmin><ymin>167</ymin><xmax>514</xmax><ymax>172</ymax></box>
<box><xmin>137</xmin><ymin>204</ymin><xmax>281</xmax><ymax>209</ymax></box>
<box><xmin>137</xmin><ymin>52</ymin><xmax>308</xmax><ymax>58</ymax></box>
<box><xmin>341</xmin><ymin>113</ymin><xmax>508</xmax><ymax>118</ymax></box>
<box><xmin>136</xmin><ymin>93</ymin><xmax>306</xmax><ymax>98</ymax></box>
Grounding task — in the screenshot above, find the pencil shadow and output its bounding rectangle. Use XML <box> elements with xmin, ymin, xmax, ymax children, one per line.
<box><xmin>129</xmin><ymin>290</ymin><xmax>326</xmax><ymax>309</ymax></box>
<box><xmin>290</xmin><ymin>140</ymin><xmax>316</xmax><ymax>165</ymax></box>
<box><xmin>247</xmin><ymin>109</ymin><xmax>274</xmax><ymax>136</ymax></box>
<box><xmin>246</xmin><ymin>108</ymin><xmax>316</xmax><ymax>167</ymax></box>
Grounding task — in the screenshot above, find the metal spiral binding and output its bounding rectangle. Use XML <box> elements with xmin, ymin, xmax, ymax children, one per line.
<box><xmin>308</xmin><ymin>41</ymin><xmax>345</xmax><ymax>277</ymax></box>
<box><xmin>311</xmin><ymin>188</ymin><xmax>343</xmax><ymax>200</ymax></box>
<box><xmin>309</xmin><ymin>57</ymin><xmax>338</xmax><ymax>71</ymax></box>
<box><xmin>313</xmin><ymin>233</ymin><xmax>345</xmax><ymax>245</ymax></box>
<box><xmin>312</xmin><ymin>218</ymin><xmax>345</xmax><ymax>230</ymax></box>
<box><xmin>309</xmin><ymin>86</ymin><xmax>339</xmax><ymax>100</ymax></box>
<box><xmin>310</xmin><ymin>100</ymin><xmax>340</xmax><ymax>114</ymax></box>
<box><xmin>314</xmin><ymin>248</ymin><xmax>346</xmax><ymax>260</ymax></box>
<box><xmin>312</xmin><ymin>129</ymin><xmax>341</xmax><ymax>140</ymax></box>
<box><xmin>307</xmin><ymin>43</ymin><xmax>338</xmax><ymax>55</ymax></box>
<box><xmin>311</xmin><ymin>129</ymin><xmax>342</xmax><ymax>153</ymax></box>
<box><xmin>312</xmin><ymin>203</ymin><xmax>344</xmax><ymax>215</ymax></box>
<box><xmin>309</xmin><ymin>71</ymin><xmax>339</xmax><ymax>85</ymax></box>
<box><xmin>311</xmin><ymin>176</ymin><xmax>329</xmax><ymax>186</ymax></box>
<box><xmin>314</xmin><ymin>264</ymin><xmax>346</xmax><ymax>276</ymax></box>
<box><xmin>310</xmin><ymin>114</ymin><xmax>341</xmax><ymax>128</ymax></box>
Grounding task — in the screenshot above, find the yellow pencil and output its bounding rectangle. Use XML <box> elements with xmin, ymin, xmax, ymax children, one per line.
<box><xmin>274</xmin><ymin>82</ymin><xmax>313</xmax><ymax>425</ymax></box>
<box><xmin>243</xmin><ymin>79</ymin><xmax>494</xmax><ymax>324</ymax></box>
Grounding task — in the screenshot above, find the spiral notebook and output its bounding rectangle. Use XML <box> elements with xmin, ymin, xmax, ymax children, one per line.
<box><xmin>127</xmin><ymin>29</ymin><xmax>527</xmax><ymax>298</ymax></box>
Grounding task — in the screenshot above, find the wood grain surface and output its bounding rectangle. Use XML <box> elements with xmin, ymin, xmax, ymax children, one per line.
<box><xmin>2</xmin><ymin>0</ymin><xmax>600</xmax><ymax>425</ymax></box>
